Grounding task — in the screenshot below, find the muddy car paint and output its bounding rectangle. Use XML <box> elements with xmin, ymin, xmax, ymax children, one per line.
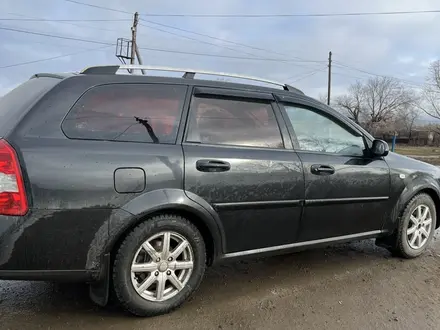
<box><xmin>0</xmin><ymin>71</ymin><xmax>440</xmax><ymax>310</ymax></box>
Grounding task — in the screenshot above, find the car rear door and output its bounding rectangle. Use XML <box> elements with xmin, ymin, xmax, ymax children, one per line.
<box><xmin>16</xmin><ymin>82</ymin><xmax>189</xmax><ymax>270</ymax></box>
<box><xmin>276</xmin><ymin>96</ymin><xmax>391</xmax><ymax>242</ymax></box>
<box><xmin>182</xmin><ymin>87</ymin><xmax>305</xmax><ymax>254</ymax></box>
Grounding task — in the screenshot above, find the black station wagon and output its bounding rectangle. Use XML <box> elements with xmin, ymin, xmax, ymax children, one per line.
<box><xmin>0</xmin><ymin>65</ymin><xmax>438</xmax><ymax>316</ymax></box>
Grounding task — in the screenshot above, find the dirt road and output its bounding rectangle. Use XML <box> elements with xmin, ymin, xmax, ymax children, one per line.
<box><xmin>1</xmin><ymin>233</ymin><xmax>440</xmax><ymax>330</ymax></box>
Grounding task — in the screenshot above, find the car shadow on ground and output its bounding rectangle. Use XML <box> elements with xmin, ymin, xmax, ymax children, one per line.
<box><xmin>3</xmin><ymin>233</ymin><xmax>440</xmax><ymax>327</ymax></box>
<box><xmin>1</xmin><ymin>234</ymin><xmax>439</xmax><ymax>330</ymax></box>
<box><xmin>0</xmin><ymin>239</ymin><xmax>393</xmax><ymax>318</ymax></box>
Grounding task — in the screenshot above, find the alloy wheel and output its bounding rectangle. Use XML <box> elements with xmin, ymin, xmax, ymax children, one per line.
<box><xmin>407</xmin><ymin>204</ymin><xmax>433</xmax><ymax>250</ymax></box>
<box><xmin>130</xmin><ymin>231</ymin><xmax>194</xmax><ymax>302</ymax></box>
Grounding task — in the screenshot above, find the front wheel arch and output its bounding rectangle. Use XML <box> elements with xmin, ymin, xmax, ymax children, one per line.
<box><xmin>398</xmin><ymin>188</ymin><xmax>440</xmax><ymax>230</ymax></box>
<box><xmin>387</xmin><ymin>186</ymin><xmax>440</xmax><ymax>232</ymax></box>
<box><xmin>377</xmin><ymin>187</ymin><xmax>440</xmax><ymax>250</ymax></box>
<box><xmin>419</xmin><ymin>188</ymin><xmax>440</xmax><ymax>229</ymax></box>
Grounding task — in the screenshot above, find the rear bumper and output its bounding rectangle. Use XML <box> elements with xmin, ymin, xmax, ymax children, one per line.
<box><xmin>0</xmin><ymin>214</ymin><xmax>28</xmax><ymax>270</ymax></box>
<box><xmin>0</xmin><ymin>208</ymin><xmax>130</xmax><ymax>282</ymax></box>
<box><xmin>0</xmin><ymin>208</ymin><xmax>111</xmax><ymax>280</ymax></box>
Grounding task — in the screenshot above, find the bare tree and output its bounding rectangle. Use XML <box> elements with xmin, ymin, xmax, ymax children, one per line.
<box><xmin>335</xmin><ymin>81</ymin><xmax>364</xmax><ymax>124</ymax></box>
<box><xmin>317</xmin><ymin>94</ymin><xmax>328</xmax><ymax>105</ymax></box>
<box><xmin>419</xmin><ymin>60</ymin><xmax>440</xmax><ymax>120</ymax></box>
<box><xmin>393</xmin><ymin>104</ymin><xmax>420</xmax><ymax>138</ymax></box>
<box><xmin>363</xmin><ymin>77</ymin><xmax>415</xmax><ymax>132</ymax></box>
<box><xmin>335</xmin><ymin>76</ymin><xmax>416</xmax><ymax>135</ymax></box>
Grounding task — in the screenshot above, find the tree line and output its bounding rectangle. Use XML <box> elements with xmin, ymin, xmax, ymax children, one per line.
<box><xmin>321</xmin><ymin>60</ymin><xmax>440</xmax><ymax>138</ymax></box>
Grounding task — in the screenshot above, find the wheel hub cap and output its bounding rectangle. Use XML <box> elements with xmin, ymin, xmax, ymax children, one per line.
<box><xmin>158</xmin><ymin>262</ymin><xmax>168</xmax><ymax>272</ymax></box>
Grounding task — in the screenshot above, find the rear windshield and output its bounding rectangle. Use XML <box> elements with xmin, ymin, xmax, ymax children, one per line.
<box><xmin>0</xmin><ymin>77</ymin><xmax>59</xmax><ymax>137</ymax></box>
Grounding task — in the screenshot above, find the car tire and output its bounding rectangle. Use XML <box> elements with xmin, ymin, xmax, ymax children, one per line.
<box><xmin>393</xmin><ymin>193</ymin><xmax>437</xmax><ymax>259</ymax></box>
<box><xmin>112</xmin><ymin>214</ymin><xmax>206</xmax><ymax>317</ymax></box>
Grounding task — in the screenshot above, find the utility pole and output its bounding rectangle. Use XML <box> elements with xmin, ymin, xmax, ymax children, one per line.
<box><xmin>130</xmin><ymin>12</ymin><xmax>139</xmax><ymax>73</ymax></box>
<box><xmin>115</xmin><ymin>12</ymin><xmax>145</xmax><ymax>74</ymax></box>
<box><xmin>327</xmin><ymin>51</ymin><xmax>332</xmax><ymax>106</ymax></box>
<box><xmin>135</xmin><ymin>44</ymin><xmax>146</xmax><ymax>75</ymax></box>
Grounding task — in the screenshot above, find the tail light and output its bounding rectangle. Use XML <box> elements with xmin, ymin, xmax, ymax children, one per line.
<box><xmin>0</xmin><ymin>139</ymin><xmax>28</xmax><ymax>216</ymax></box>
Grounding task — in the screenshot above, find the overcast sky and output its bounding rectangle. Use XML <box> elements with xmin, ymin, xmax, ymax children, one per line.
<box><xmin>1</xmin><ymin>0</ymin><xmax>439</xmax><ymax>100</ymax></box>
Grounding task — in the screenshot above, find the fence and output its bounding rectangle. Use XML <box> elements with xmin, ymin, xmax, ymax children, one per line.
<box><xmin>379</xmin><ymin>130</ymin><xmax>440</xmax><ymax>147</ymax></box>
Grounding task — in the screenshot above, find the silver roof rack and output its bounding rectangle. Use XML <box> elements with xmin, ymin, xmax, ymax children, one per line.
<box><xmin>80</xmin><ymin>65</ymin><xmax>303</xmax><ymax>93</ymax></box>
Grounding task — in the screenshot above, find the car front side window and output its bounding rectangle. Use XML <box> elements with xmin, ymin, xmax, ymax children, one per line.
<box><xmin>283</xmin><ymin>104</ymin><xmax>365</xmax><ymax>156</ymax></box>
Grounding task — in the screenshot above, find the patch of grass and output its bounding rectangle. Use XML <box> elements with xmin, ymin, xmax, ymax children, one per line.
<box><xmin>393</xmin><ymin>146</ymin><xmax>440</xmax><ymax>157</ymax></box>
<box><xmin>392</xmin><ymin>145</ymin><xmax>440</xmax><ymax>165</ymax></box>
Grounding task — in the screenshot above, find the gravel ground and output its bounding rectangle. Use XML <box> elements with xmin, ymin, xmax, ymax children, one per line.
<box><xmin>1</xmin><ymin>232</ymin><xmax>440</xmax><ymax>330</ymax></box>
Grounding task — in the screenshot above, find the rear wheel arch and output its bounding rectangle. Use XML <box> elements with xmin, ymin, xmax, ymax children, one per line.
<box><xmin>109</xmin><ymin>206</ymin><xmax>219</xmax><ymax>267</ymax></box>
<box><xmin>112</xmin><ymin>213</ymin><xmax>207</xmax><ymax>316</ymax></box>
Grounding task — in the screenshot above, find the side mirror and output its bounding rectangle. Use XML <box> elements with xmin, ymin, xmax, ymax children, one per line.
<box><xmin>371</xmin><ymin>139</ymin><xmax>389</xmax><ymax>157</ymax></box>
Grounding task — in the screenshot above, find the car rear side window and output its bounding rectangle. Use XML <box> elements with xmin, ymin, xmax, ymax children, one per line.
<box><xmin>62</xmin><ymin>84</ymin><xmax>187</xmax><ymax>144</ymax></box>
<box><xmin>186</xmin><ymin>96</ymin><xmax>284</xmax><ymax>149</ymax></box>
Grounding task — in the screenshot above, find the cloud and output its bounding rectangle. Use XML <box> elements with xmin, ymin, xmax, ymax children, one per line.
<box><xmin>420</xmin><ymin>58</ymin><xmax>438</xmax><ymax>67</ymax></box>
<box><xmin>397</xmin><ymin>56</ymin><xmax>414</xmax><ymax>64</ymax></box>
<box><xmin>1</xmin><ymin>0</ymin><xmax>440</xmax><ymax>98</ymax></box>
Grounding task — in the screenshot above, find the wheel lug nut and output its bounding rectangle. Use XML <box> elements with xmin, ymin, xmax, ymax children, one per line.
<box><xmin>156</xmin><ymin>258</ymin><xmax>160</xmax><ymax>262</ymax></box>
<box><xmin>168</xmin><ymin>257</ymin><xmax>173</xmax><ymax>261</ymax></box>
<box><xmin>167</xmin><ymin>270</ymin><xmax>171</xmax><ymax>275</ymax></box>
<box><xmin>155</xmin><ymin>271</ymin><xmax>159</xmax><ymax>276</ymax></box>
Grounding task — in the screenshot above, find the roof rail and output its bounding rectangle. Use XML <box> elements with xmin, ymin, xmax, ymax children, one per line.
<box><xmin>80</xmin><ymin>65</ymin><xmax>304</xmax><ymax>94</ymax></box>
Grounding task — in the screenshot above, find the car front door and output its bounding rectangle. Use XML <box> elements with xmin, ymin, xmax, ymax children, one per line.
<box><xmin>183</xmin><ymin>87</ymin><xmax>305</xmax><ymax>254</ymax></box>
<box><xmin>278</xmin><ymin>99</ymin><xmax>391</xmax><ymax>242</ymax></box>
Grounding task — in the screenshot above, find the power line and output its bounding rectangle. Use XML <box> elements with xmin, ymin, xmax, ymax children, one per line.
<box><xmin>138</xmin><ymin>23</ymin><xmax>323</xmax><ymax>72</ymax></box>
<box><xmin>7</xmin><ymin>12</ymin><xmax>263</xmax><ymax>62</ymax></box>
<box><xmin>5</xmin><ymin>17</ymin><xmax>325</xmax><ymax>72</ymax></box>
<box><xmin>332</xmin><ymin>71</ymin><xmax>365</xmax><ymax>80</ymax></box>
<box><xmin>0</xmin><ymin>25</ymin><xmax>326</xmax><ymax>64</ymax></box>
<box><xmin>0</xmin><ymin>45</ymin><xmax>111</xmax><ymax>69</ymax></box>
<box><xmin>63</xmin><ymin>0</ymin><xmax>324</xmax><ymax>64</ymax></box>
<box><xmin>137</xmin><ymin>22</ymin><xmax>259</xmax><ymax>58</ymax></box>
<box><xmin>61</xmin><ymin>2</ymin><xmax>440</xmax><ymax>18</ymax></box>
<box><xmin>7</xmin><ymin>11</ymin><xmax>267</xmax><ymax>60</ymax></box>
<box><xmin>332</xmin><ymin>68</ymin><xmax>431</xmax><ymax>92</ymax></box>
<box><xmin>137</xmin><ymin>9</ymin><xmax>440</xmax><ymax>18</ymax></box>
<box><xmin>5</xmin><ymin>12</ymin><xmax>129</xmax><ymax>36</ymax></box>
<box><xmin>289</xmin><ymin>68</ymin><xmax>327</xmax><ymax>83</ymax></box>
<box><xmin>135</xmin><ymin>45</ymin><xmax>323</xmax><ymax>63</ymax></box>
<box><xmin>285</xmin><ymin>67</ymin><xmax>327</xmax><ymax>81</ymax></box>
<box><xmin>0</xmin><ymin>18</ymin><xmax>130</xmax><ymax>22</ymax></box>
<box><xmin>139</xmin><ymin>18</ymin><xmax>322</xmax><ymax>63</ymax></box>
<box><xmin>333</xmin><ymin>62</ymin><xmax>427</xmax><ymax>88</ymax></box>
<box><xmin>0</xmin><ymin>26</ymin><xmax>115</xmax><ymax>45</ymax></box>
<box><xmin>64</xmin><ymin>0</ymin><xmax>131</xmax><ymax>14</ymax></box>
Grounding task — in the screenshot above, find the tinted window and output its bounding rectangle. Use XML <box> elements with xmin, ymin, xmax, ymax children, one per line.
<box><xmin>284</xmin><ymin>105</ymin><xmax>365</xmax><ymax>156</ymax></box>
<box><xmin>186</xmin><ymin>96</ymin><xmax>284</xmax><ymax>149</ymax></box>
<box><xmin>0</xmin><ymin>77</ymin><xmax>58</xmax><ymax>136</ymax></box>
<box><xmin>62</xmin><ymin>84</ymin><xmax>187</xmax><ymax>144</ymax></box>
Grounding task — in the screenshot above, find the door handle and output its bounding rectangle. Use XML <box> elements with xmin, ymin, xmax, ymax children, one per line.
<box><xmin>196</xmin><ymin>159</ymin><xmax>231</xmax><ymax>172</ymax></box>
<box><xmin>310</xmin><ymin>164</ymin><xmax>335</xmax><ymax>175</ymax></box>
